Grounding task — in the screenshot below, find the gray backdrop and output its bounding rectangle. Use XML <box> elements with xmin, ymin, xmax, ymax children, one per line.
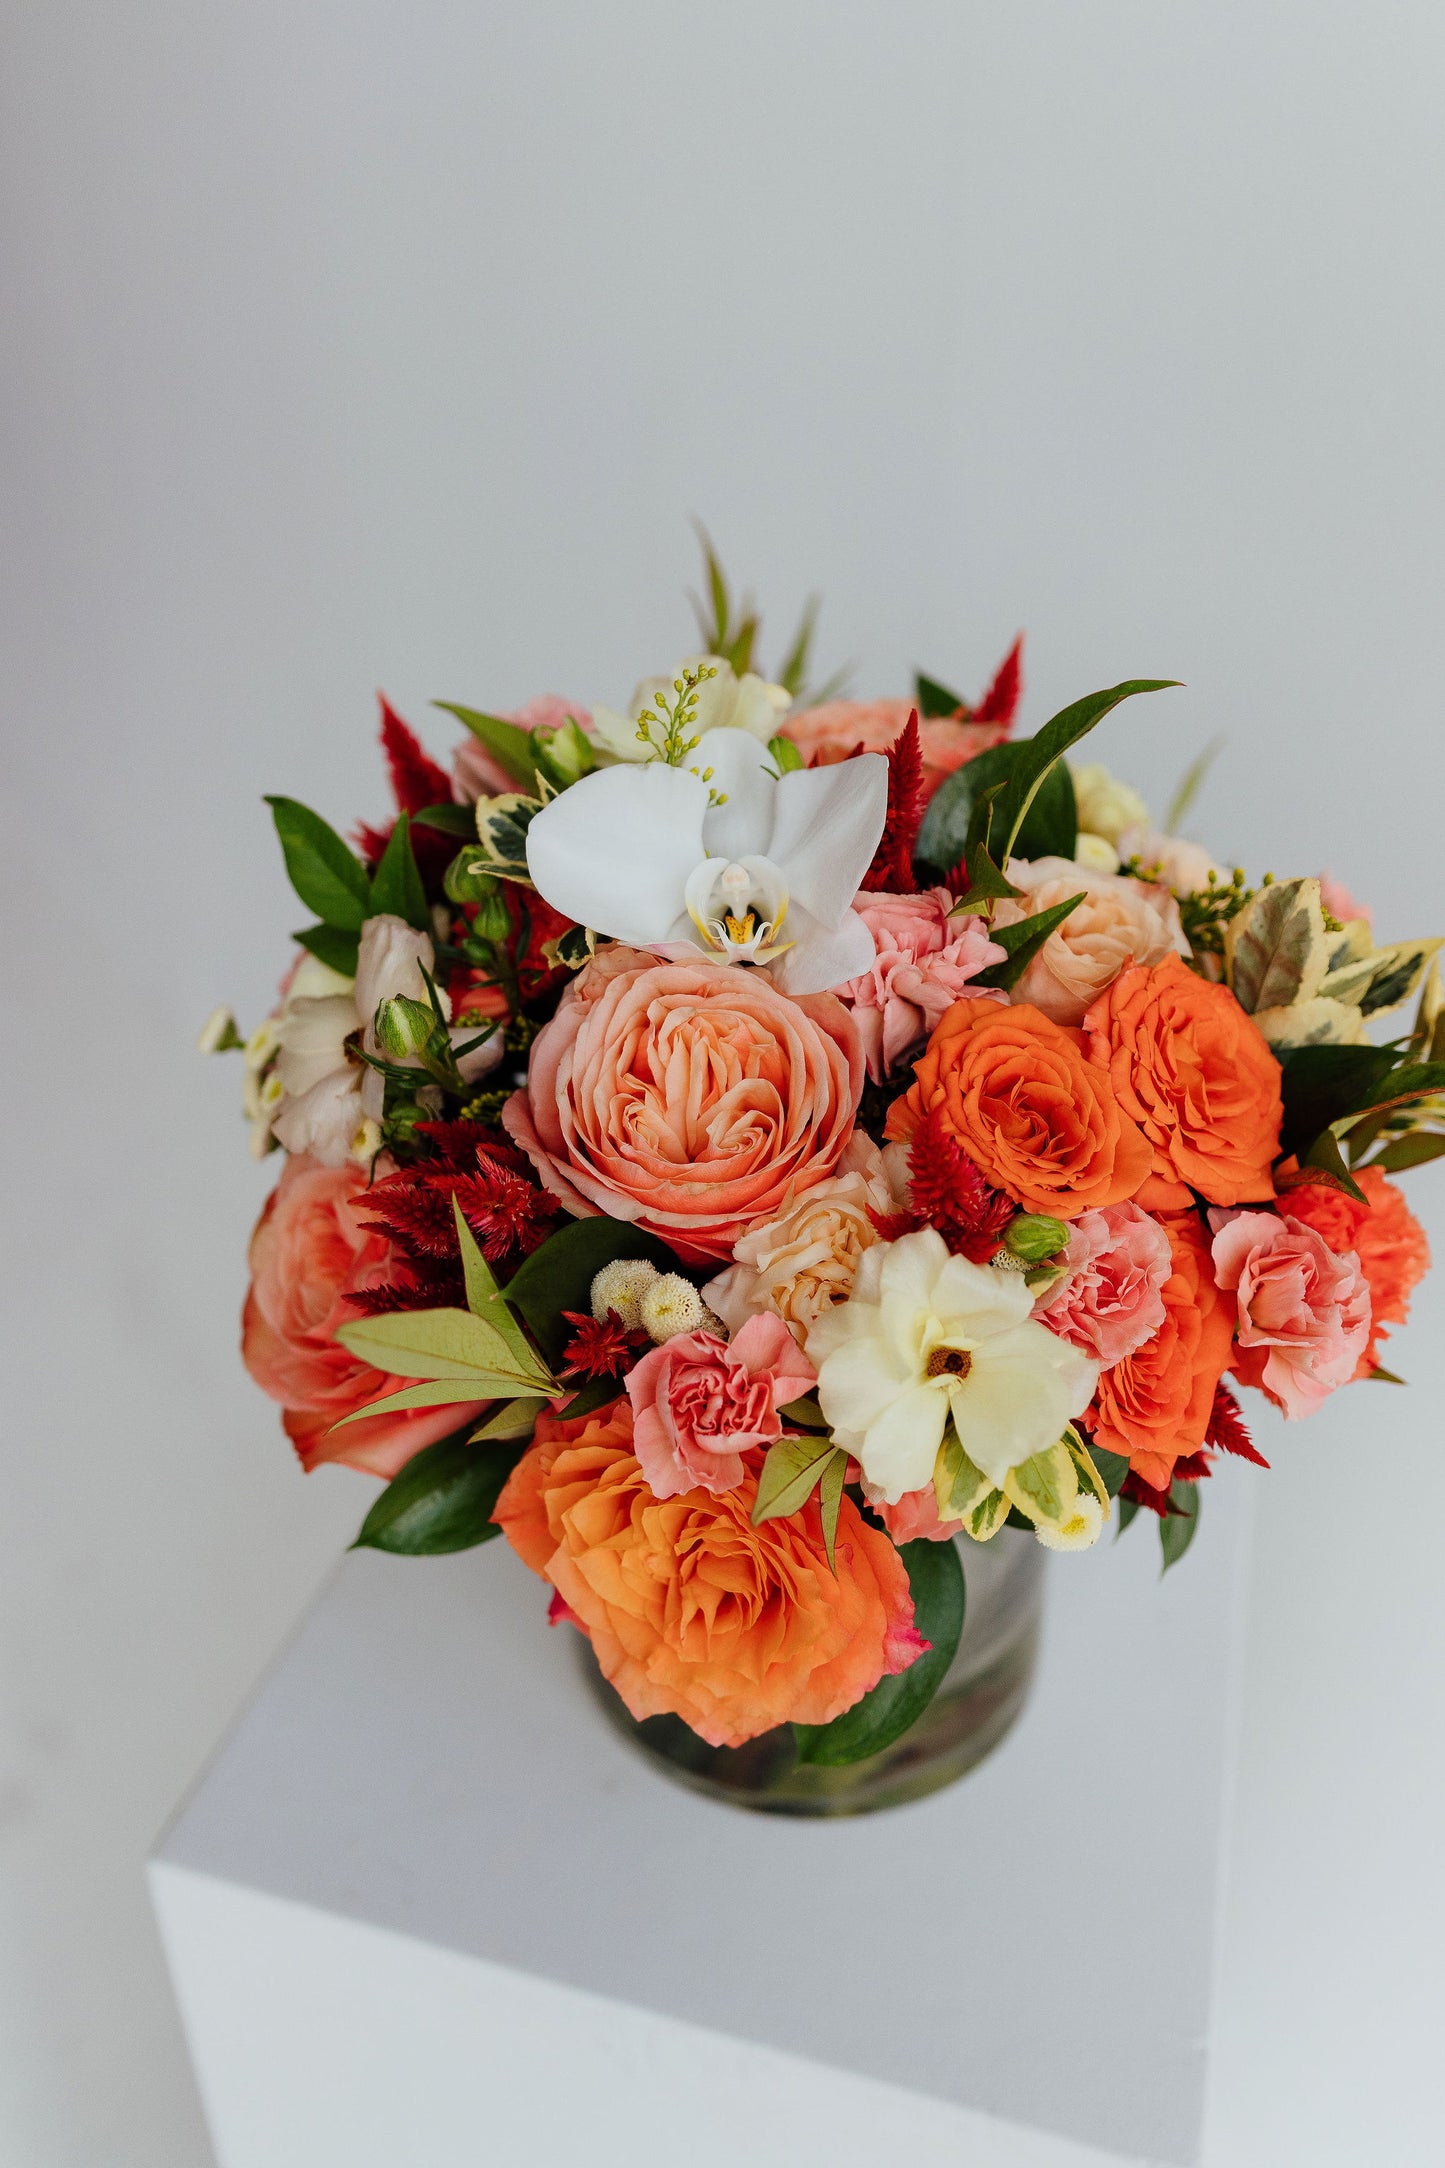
<box><xmin>3</xmin><ymin>5</ymin><xmax>1443</xmax><ymax>2164</ymax></box>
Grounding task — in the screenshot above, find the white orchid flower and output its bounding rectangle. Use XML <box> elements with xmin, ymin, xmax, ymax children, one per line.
<box><xmin>805</xmin><ymin>1229</ymin><xmax>1099</xmax><ymax>1503</ymax></box>
<box><xmin>590</xmin><ymin>656</ymin><xmax>792</xmax><ymax>764</ymax></box>
<box><xmin>524</xmin><ymin>726</ymin><xmax>889</xmax><ymax>997</ymax></box>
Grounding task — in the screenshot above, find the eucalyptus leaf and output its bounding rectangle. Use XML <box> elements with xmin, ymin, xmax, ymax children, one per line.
<box><xmin>265</xmin><ymin>796</ymin><xmax>372</xmax><ymax>931</ymax></box>
<box><xmin>793</xmin><ymin>1538</ymin><xmax>965</xmax><ymax>1766</ymax></box>
<box><xmin>292</xmin><ymin>924</ymin><xmax>361</xmax><ymax>976</ymax></box>
<box><xmin>352</xmin><ymin>1430</ymin><xmax>526</xmax><ymax>1555</ymax></box>
<box><xmin>434</xmin><ymin>703</ymin><xmax>539</xmax><ymax>789</ymax></box>
<box><xmin>367</xmin><ymin>814</ymin><xmax>430</xmax><ymax>931</ymax></box>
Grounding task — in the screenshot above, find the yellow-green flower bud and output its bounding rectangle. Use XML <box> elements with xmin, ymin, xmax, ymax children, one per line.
<box><xmin>1003</xmin><ymin>1214</ymin><xmax>1070</xmax><ymax>1265</ymax></box>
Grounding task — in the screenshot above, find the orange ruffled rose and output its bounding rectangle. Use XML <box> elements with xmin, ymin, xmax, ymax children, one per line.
<box><xmin>1088</xmin><ymin>1214</ymin><xmax>1235</xmax><ymax>1490</ymax></box>
<box><xmin>241</xmin><ymin>1153</ymin><xmax>485</xmax><ymax>1478</ymax></box>
<box><xmin>1083</xmin><ymin>954</ymin><xmax>1282</xmax><ymax>1211</ymax></box>
<box><xmin>493</xmin><ymin>1402</ymin><xmax>924</xmax><ymax>1748</ymax></box>
<box><xmin>503</xmin><ymin>949</ymin><xmax>863</xmax><ymax>1263</ymax></box>
<box><xmin>1282</xmin><ymin>1164</ymin><xmax>1431</xmax><ymax>1377</ymax></box>
<box><xmin>885</xmin><ymin>995</ymin><xmax>1152</xmax><ymax>1218</ymax></box>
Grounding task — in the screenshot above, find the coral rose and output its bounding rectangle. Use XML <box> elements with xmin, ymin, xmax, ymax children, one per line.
<box><xmin>885</xmin><ymin>995</ymin><xmax>1152</xmax><ymax>1219</ymax></box>
<box><xmin>1209</xmin><ymin>1209</ymin><xmax>1371</xmax><ymax>1419</ymax></box>
<box><xmin>502</xmin><ymin>949</ymin><xmax>863</xmax><ymax>1263</ymax></box>
<box><xmin>625</xmin><ymin>1312</ymin><xmax>816</xmax><ymax>1499</ymax></box>
<box><xmin>779</xmin><ymin>698</ymin><xmax>1008</xmax><ymax>796</ymax></box>
<box><xmin>1033</xmin><ymin>1201</ymin><xmax>1173</xmax><ymax>1364</ymax></box>
<box><xmin>241</xmin><ymin>1154</ymin><xmax>484</xmax><ymax>1478</ymax></box>
<box><xmin>1086</xmin><ymin>1214</ymin><xmax>1235</xmax><ymax>1489</ymax></box>
<box><xmin>837</xmin><ymin>889</ymin><xmax>1005</xmax><ymax>1080</ymax></box>
<box><xmin>1268</xmin><ymin>1166</ymin><xmax>1427</xmax><ymax>1378</ymax></box>
<box><xmin>993</xmin><ymin>857</ymin><xmax>1184</xmax><ymax>1027</ymax></box>
<box><xmin>703</xmin><ymin>1134</ymin><xmax>901</xmax><ymax>1337</ymax></box>
<box><xmin>493</xmin><ymin>1403</ymin><xmax>924</xmax><ymax>1747</ymax></box>
<box><xmin>1084</xmin><ymin>954</ymin><xmax>1283</xmax><ymax>1211</ymax></box>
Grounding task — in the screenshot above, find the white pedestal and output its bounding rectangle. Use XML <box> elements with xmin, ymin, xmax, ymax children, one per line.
<box><xmin>151</xmin><ymin>1481</ymin><xmax>1252</xmax><ymax>2168</ymax></box>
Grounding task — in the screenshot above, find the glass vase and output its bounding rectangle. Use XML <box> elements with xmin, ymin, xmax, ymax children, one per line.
<box><xmin>580</xmin><ymin>1528</ymin><xmax>1046</xmax><ymax>1817</ymax></box>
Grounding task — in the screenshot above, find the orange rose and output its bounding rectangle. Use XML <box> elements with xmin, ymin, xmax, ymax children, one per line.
<box><xmin>494</xmin><ymin>1403</ymin><xmax>924</xmax><ymax>1748</ymax></box>
<box><xmin>1084</xmin><ymin>954</ymin><xmax>1282</xmax><ymax>1211</ymax></box>
<box><xmin>503</xmin><ymin>949</ymin><xmax>863</xmax><ymax>1263</ymax></box>
<box><xmin>885</xmin><ymin>995</ymin><xmax>1152</xmax><ymax>1218</ymax></box>
<box><xmin>1088</xmin><ymin>1214</ymin><xmax>1235</xmax><ymax>1489</ymax></box>
<box><xmin>779</xmin><ymin>698</ymin><xmax>1009</xmax><ymax>796</ymax></box>
<box><xmin>1282</xmin><ymin>1164</ymin><xmax>1431</xmax><ymax>1377</ymax></box>
<box><xmin>241</xmin><ymin>1154</ymin><xmax>484</xmax><ymax>1478</ymax></box>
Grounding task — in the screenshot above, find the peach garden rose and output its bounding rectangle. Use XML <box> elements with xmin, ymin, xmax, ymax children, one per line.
<box><xmin>993</xmin><ymin>857</ymin><xmax>1185</xmax><ymax>1028</ymax></box>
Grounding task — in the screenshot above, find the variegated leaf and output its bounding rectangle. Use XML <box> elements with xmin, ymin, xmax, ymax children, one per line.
<box><xmin>1253</xmin><ymin>996</ymin><xmax>1366</xmax><ymax>1049</ymax></box>
<box><xmin>1003</xmin><ymin>1436</ymin><xmax>1078</xmax><ymax>1532</ymax></box>
<box><xmin>933</xmin><ymin>1430</ymin><xmax>994</xmax><ymax>1523</ymax></box>
<box><xmin>1224</xmin><ymin>877</ymin><xmax>1331</xmax><ymax>1013</ymax></box>
<box><xmin>1318</xmin><ymin>936</ymin><xmax>1441</xmax><ymax>1019</ymax></box>
<box><xmin>471</xmin><ymin>792</ymin><xmax>542</xmax><ymax>885</ymax></box>
<box><xmin>963</xmin><ymin>1487</ymin><xmax>1012</xmax><ymax>1542</ymax></box>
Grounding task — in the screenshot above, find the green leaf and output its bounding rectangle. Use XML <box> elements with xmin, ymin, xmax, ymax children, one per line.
<box><xmin>334</xmin><ymin>1306</ymin><xmax>539</xmax><ymax>1384</ymax></box>
<box><xmin>1364</xmin><ymin>1362</ymin><xmax>1406</xmax><ymax>1384</ymax></box>
<box><xmin>767</xmin><ymin>732</ymin><xmax>804</xmax><ymax>775</ymax></box>
<box><xmin>434</xmin><ymin>703</ymin><xmax>539</xmax><ymax>789</ymax></box>
<box><xmin>555</xmin><ymin>1376</ymin><xmax>625</xmax><ymax>1422</ymax></box>
<box><xmin>469</xmin><ymin>1396</ymin><xmax>549</xmax><ymax>1442</ymax></box>
<box><xmin>471</xmin><ymin>793</ymin><xmax>542</xmax><ymax>885</ymax></box>
<box><xmin>916</xmin><ymin>742</ymin><xmax>1077</xmax><ymax>877</ymax></box>
<box><xmin>776</xmin><ymin>595</ymin><xmax>820</xmax><ymax>698</ymax></box>
<box><xmin>292</xmin><ymin>924</ymin><xmax>360</xmax><ymax>976</ymax></box>
<box><xmin>992</xmin><ymin>680</ymin><xmax>1178</xmax><ymax>867</ymax></box>
<box><xmin>265</xmin><ymin>796</ymin><xmax>372</xmax><ymax>930</ymax></box>
<box><xmin>776</xmin><ymin>1394</ymin><xmax>829</xmax><ymax>1432</ymax></box>
<box><xmin>1117</xmin><ymin>1493</ymin><xmax>1140</xmax><ymax>1535</ymax></box>
<box><xmin>410</xmin><ymin>802</ymin><xmax>478</xmax><ymax>837</ymax></box>
<box><xmin>1277</xmin><ymin>1044</ymin><xmax>1402</xmax><ymax>1161</ymax></box>
<box><xmin>367</xmin><ymin>814</ymin><xmax>430</xmax><ymax>931</ymax></box>
<box><xmin>972</xmin><ymin>893</ymin><xmax>1085</xmax><ymax>992</ymax></box>
<box><xmin>794</xmin><ymin>1538</ymin><xmax>965</xmax><ymax>1766</ymax></box>
<box><xmin>1223</xmin><ymin>878</ymin><xmax>1330</xmax><ymax>1014</ymax></box>
<box><xmin>914</xmin><ymin>670</ymin><xmax>966</xmax><ymax>719</ymax></box>
<box><xmin>948</xmin><ymin>843</ymin><xmax>1024</xmax><ymax>917</ymax></box>
<box><xmin>329</xmin><ymin>1377</ymin><xmax>507</xmax><ymax>1429</ymax></box>
<box><xmin>1296</xmin><ymin>1129</ymin><xmax>1368</xmax><ymax>1204</ymax></box>
<box><xmin>450</xmin><ymin>1199</ymin><xmax>551</xmax><ymax>1380</ymax></box>
<box><xmin>818</xmin><ymin>1449</ymin><xmax>847</xmax><ymax>1572</ymax></box>
<box><xmin>503</xmin><ymin>1216</ymin><xmax>682</xmax><ymax>1366</ymax></box>
<box><xmin>751</xmin><ymin>1436</ymin><xmax>838</xmax><ymax>1525</ymax></box>
<box><xmin>1159</xmin><ymin>1481</ymin><xmax>1200</xmax><ymax>1572</ymax></box>
<box><xmin>352</xmin><ymin>1430</ymin><xmax>526</xmax><ymax>1555</ymax></box>
<box><xmin>1163</xmin><ymin>734</ymin><xmax>1225</xmax><ymax>834</ymax></box>
<box><xmin>1087</xmin><ymin>1444</ymin><xmax>1131</xmax><ymax>1498</ymax></box>
<box><xmin>1318</xmin><ymin>936</ymin><xmax>1442</xmax><ymax>1019</ymax></box>
<box><xmin>1369</xmin><ymin>1131</ymin><xmax>1445</xmax><ymax>1173</ymax></box>
<box><xmin>1353</xmin><ymin>1060</ymin><xmax>1445</xmax><ymax>1119</ymax></box>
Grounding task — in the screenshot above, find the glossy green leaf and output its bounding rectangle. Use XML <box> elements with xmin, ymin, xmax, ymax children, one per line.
<box><xmin>367</xmin><ymin>814</ymin><xmax>429</xmax><ymax>931</ymax></box>
<box><xmin>334</xmin><ymin>1306</ymin><xmax>536</xmax><ymax>1383</ymax></box>
<box><xmin>1277</xmin><ymin>1044</ymin><xmax>1401</xmax><ymax>1160</ymax></box>
<box><xmin>916</xmin><ymin>742</ymin><xmax>1076</xmax><ymax>876</ymax></box>
<box><xmin>793</xmin><ymin>1537</ymin><xmax>965</xmax><ymax>1766</ymax></box>
<box><xmin>1368</xmin><ymin>1131</ymin><xmax>1445</xmax><ymax>1173</ymax></box>
<box><xmin>818</xmin><ymin>1449</ymin><xmax>847</xmax><ymax>1573</ymax></box>
<box><xmin>751</xmin><ymin>1436</ymin><xmax>837</xmax><ymax>1525</ymax></box>
<box><xmin>1296</xmin><ymin>1128</ymin><xmax>1367</xmax><ymax>1204</ymax></box>
<box><xmin>1087</xmin><ymin>1444</ymin><xmax>1130</xmax><ymax>1499</ymax></box>
<box><xmin>1354</xmin><ymin>1061</ymin><xmax>1445</xmax><ymax>1118</ymax></box>
<box><xmin>469</xmin><ymin>1396</ymin><xmax>549</xmax><ymax>1442</ymax></box>
<box><xmin>1116</xmin><ymin>1493</ymin><xmax>1140</xmax><ymax>1536</ymax></box>
<box><xmin>991</xmin><ymin>680</ymin><xmax>1178</xmax><ymax>868</ymax></box>
<box><xmin>265</xmin><ymin>796</ymin><xmax>372</xmax><ymax>930</ymax></box>
<box><xmin>410</xmin><ymin>802</ymin><xmax>478</xmax><ymax>836</ymax></box>
<box><xmin>1159</xmin><ymin>1480</ymin><xmax>1200</xmax><ymax>1572</ymax></box>
<box><xmin>502</xmin><ymin>1216</ymin><xmax>682</xmax><ymax>1366</ymax></box>
<box><xmin>973</xmin><ymin>893</ymin><xmax>1085</xmax><ymax>991</ymax></box>
<box><xmin>914</xmin><ymin>670</ymin><xmax>966</xmax><ymax>719</ymax></box>
<box><xmin>352</xmin><ymin>1430</ymin><xmax>526</xmax><ymax>1555</ymax></box>
<box><xmin>434</xmin><ymin>703</ymin><xmax>538</xmax><ymax>789</ymax></box>
<box><xmin>292</xmin><ymin>923</ymin><xmax>360</xmax><ymax>976</ymax></box>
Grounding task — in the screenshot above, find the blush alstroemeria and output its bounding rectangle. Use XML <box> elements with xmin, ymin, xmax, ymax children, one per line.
<box><xmin>524</xmin><ymin>726</ymin><xmax>889</xmax><ymax>997</ymax></box>
<box><xmin>805</xmin><ymin>1228</ymin><xmax>1099</xmax><ymax>1503</ymax></box>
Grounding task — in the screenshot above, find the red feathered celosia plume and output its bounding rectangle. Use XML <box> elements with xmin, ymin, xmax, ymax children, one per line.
<box><xmin>972</xmin><ymin>635</ymin><xmax>1023</xmax><ymax>732</ymax></box>
<box><xmin>862</xmin><ymin>709</ymin><xmax>925</xmax><ymax>893</ymax></box>
<box><xmin>1204</xmin><ymin>1381</ymin><xmax>1269</xmax><ymax>1467</ymax></box>
<box><xmin>869</xmin><ymin>1107</ymin><xmax>1015</xmax><ymax>1264</ymax></box>
<box><xmin>356</xmin><ymin>694</ymin><xmax>457</xmax><ymax>879</ymax></box>
<box><xmin>346</xmin><ymin>1123</ymin><xmax>561</xmax><ymax>1317</ymax></box>
<box><xmin>559</xmin><ymin>1310</ymin><xmax>648</xmax><ymax>1382</ymax></box>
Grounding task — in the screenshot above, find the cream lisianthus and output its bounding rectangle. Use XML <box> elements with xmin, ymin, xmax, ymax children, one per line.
<box><xmin>590</xmin><ymin>656</ymin><xmax>791</xmax><ymax>763</ymax></box>
<box><xmin>805</xmin><ymin>1229</ymin><xmax>1099</xmax><ymax>1504</ymax></box>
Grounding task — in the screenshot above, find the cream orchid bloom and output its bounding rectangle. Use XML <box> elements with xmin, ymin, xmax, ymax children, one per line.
<box><xmin>524</xmin><ymin>725</ymin><xmax>888</xmax><ymax>997</ymax></box>
<box><xmin>805</xmin><ymin>1229</ymin><xmax>1099</xmax><ymax>1504</ymax></box>
<box><xmin>590</xmin><ymin>656</ymin><xmax>791</xmax><ymax>763</ymax></box>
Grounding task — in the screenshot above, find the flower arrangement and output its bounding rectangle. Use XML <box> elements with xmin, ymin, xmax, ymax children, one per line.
<box><xmin>206</xmin><ymin>547</ymin><xmax>1444</xmax><ymax>1773</ymax></box>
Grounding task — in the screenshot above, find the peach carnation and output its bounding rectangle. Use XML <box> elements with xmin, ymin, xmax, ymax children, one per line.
<box><xmin>1270</xmin><ymin>1166</ymin><xmax>1428</xmax><ymax>1378</ymax></box>
<box><xmin>502</xmin><ymin>949</ymin><xmax>863</xmax><ymax>1263</ymax></box>
<box><xmin>493</xmin><ymin>1402</ymin><xmax>923</xmax><ymax>1747</ymax></box>
<box><xmin>702</xmin><ymin>1133</ymin><xmax>901</xmax><ymax>1337</ymax></box>
<box><xmin>779</xmin><ymin>698</ymin><xmax>1008</xmax><ymax>796</ymax></box>
<box><xmin>886</xmin><ymin>994</ymin><xmax>1152</xmax><ymax>1219</ymax></box>
<box><xmin>625</xmin><ymin>1312</ymin><xmax>816</xmax><ymax>1499</ymax></box>
<box><xmin>1210</xmin><ymin>1208</ymin><xmax>1371</xmax><ymax>1420</ymax></box>
<box><xmin>837</xmin><ymin>888</ymin><xmax>1005</xmax><ymax>1080</ymax></box>
<box><xmin>993</xmin><ymin>857</ymin><xmax>1184</xmax><ymax>1027</ymax></box>
<box><xmin>1087</xmin><ymin>1214</ymin><xmax>1235</xmax><ymax>1490</ymax></box>
<box><xmin>1084</xmin><ymin>954</ymin><xmax>1283</xmax><ymax>1211</ymax></box>
<box><xmin>241</xmin><ymin>1154</ymin><xmax>484</xmax><ymax>1478</ymax></box>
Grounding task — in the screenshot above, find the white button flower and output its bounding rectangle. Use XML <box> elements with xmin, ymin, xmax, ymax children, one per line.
<box><xmin>524</xmin><ymin>726</ymin><xmax>888</xmax><ymax>997</ymax></box>
<box><xmin>805</xmin><ymin>1228</ymin><xmax>1099</xmax><ymax>1504</ymax></box>
<box><xmin>590</xmin><ymin>656</ymin><xmax>791</xmax><ymax>763</ymax></box>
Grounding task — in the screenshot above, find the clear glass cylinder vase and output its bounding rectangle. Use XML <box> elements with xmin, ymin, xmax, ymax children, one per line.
<box><xmin>580</xmin><ymin>1528</ymin><xmax>1046</xmax><ymax>1817</ymax></box>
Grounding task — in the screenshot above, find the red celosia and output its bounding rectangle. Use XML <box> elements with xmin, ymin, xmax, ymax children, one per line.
<box><xmin>869</xmin><ymin>1107</ymin><xmax>1015</xmax><ymax>1263</ymax></box>
<box><xmin>861</xmin><ymin>710</ymin><xmax>925</xmax><ymax>893</ymax></box>
<box><xmin>1204</xmin><ymin>1381</ymin><xmax>1269</xmax><ymax>1467</ymax></box>
<box><xmin>379</xmin><ymin>694</ymin><xmax>452</xmax><ymax>812</ymax></box>
<box><xmin>972</xmin><ymin>635</ymin><xmax>1023</xmax><ymax>731</ymax></box>
<box><xmin>559</xmin><ymin>1310</ymin><xmax>647</xmax><ymax>1381</ymax></box>
<box><xmin>346</xmin><ymin>1129</ymin><xmax>561</xmax><ymax>1316</ymax></box>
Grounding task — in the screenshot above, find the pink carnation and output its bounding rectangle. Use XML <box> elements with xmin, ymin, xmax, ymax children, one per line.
<box><xmin>1210</xmin><ymin>1209</ymin><xmax>1371</xmax><ymax>1419</ymax></box>
<box><xmin>452</xmin><ymin>694</ymin><xmax>592</xmax><ymax>803</ymax></box>
<box><xmin>625</xmin><ymin>1313</ymin><xmax>817</xmax><ymax>1499</ymax></box>
<box><xmin>837</xmin><ymin>889</ymin><xmax>1006</xmax><ymax>1081</ymax></box>
<box><xmin>1034</xmin><ymin>1202</ymin><xmax>1173</xmax><ymax>1365</ymax></box>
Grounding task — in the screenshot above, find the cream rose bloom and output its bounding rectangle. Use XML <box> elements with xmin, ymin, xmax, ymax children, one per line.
<box><xmin>702</xmin><ymin>1135</ymin><xmax>903</xmax><ymax>1337</ymax></box>
<box><xmin>1070</xmin><ymin>762</ymin><xmax>1150</xmax><ymax>845</ymax></box>
<box><xmin>1116</xmin><ymin>824</ymin><xmax>1227</xmax><ymax>899</ymax></box>
<box><xmin>994</xmin><ymin>857</ymin><xmax>1186</xmax><ymax>1026</ymax></box>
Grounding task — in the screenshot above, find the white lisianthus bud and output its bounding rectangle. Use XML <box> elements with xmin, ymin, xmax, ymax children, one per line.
<box><xmin>589</xmin><ymin>1258</ymin><xmax>661</xmax><ymax>1331</ymax></box>
<box><xmin>197</xmin><ymin>1006</ymin><xmax>244</xmax><ymax>1053</ymax></box>
<box><xmin>1071</xmin><ymin>763</ymin><xmax>1150</xmax><ymax>846</ymax></box>
<box><xmin>639</xmin><ymin>1273</ymin><xmax>708</xmax><ymax>1343</ymax></box>
<box><xmin>1073</xmin><ymin>831</ymin><xmax>1120</xmax><ymax>874</ymax></box>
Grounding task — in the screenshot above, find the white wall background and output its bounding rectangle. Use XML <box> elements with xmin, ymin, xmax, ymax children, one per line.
<box><xmin>3</xmin><ymin>4</ymin><xmax>1444</xmax><ymax>2163</ymax></box>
